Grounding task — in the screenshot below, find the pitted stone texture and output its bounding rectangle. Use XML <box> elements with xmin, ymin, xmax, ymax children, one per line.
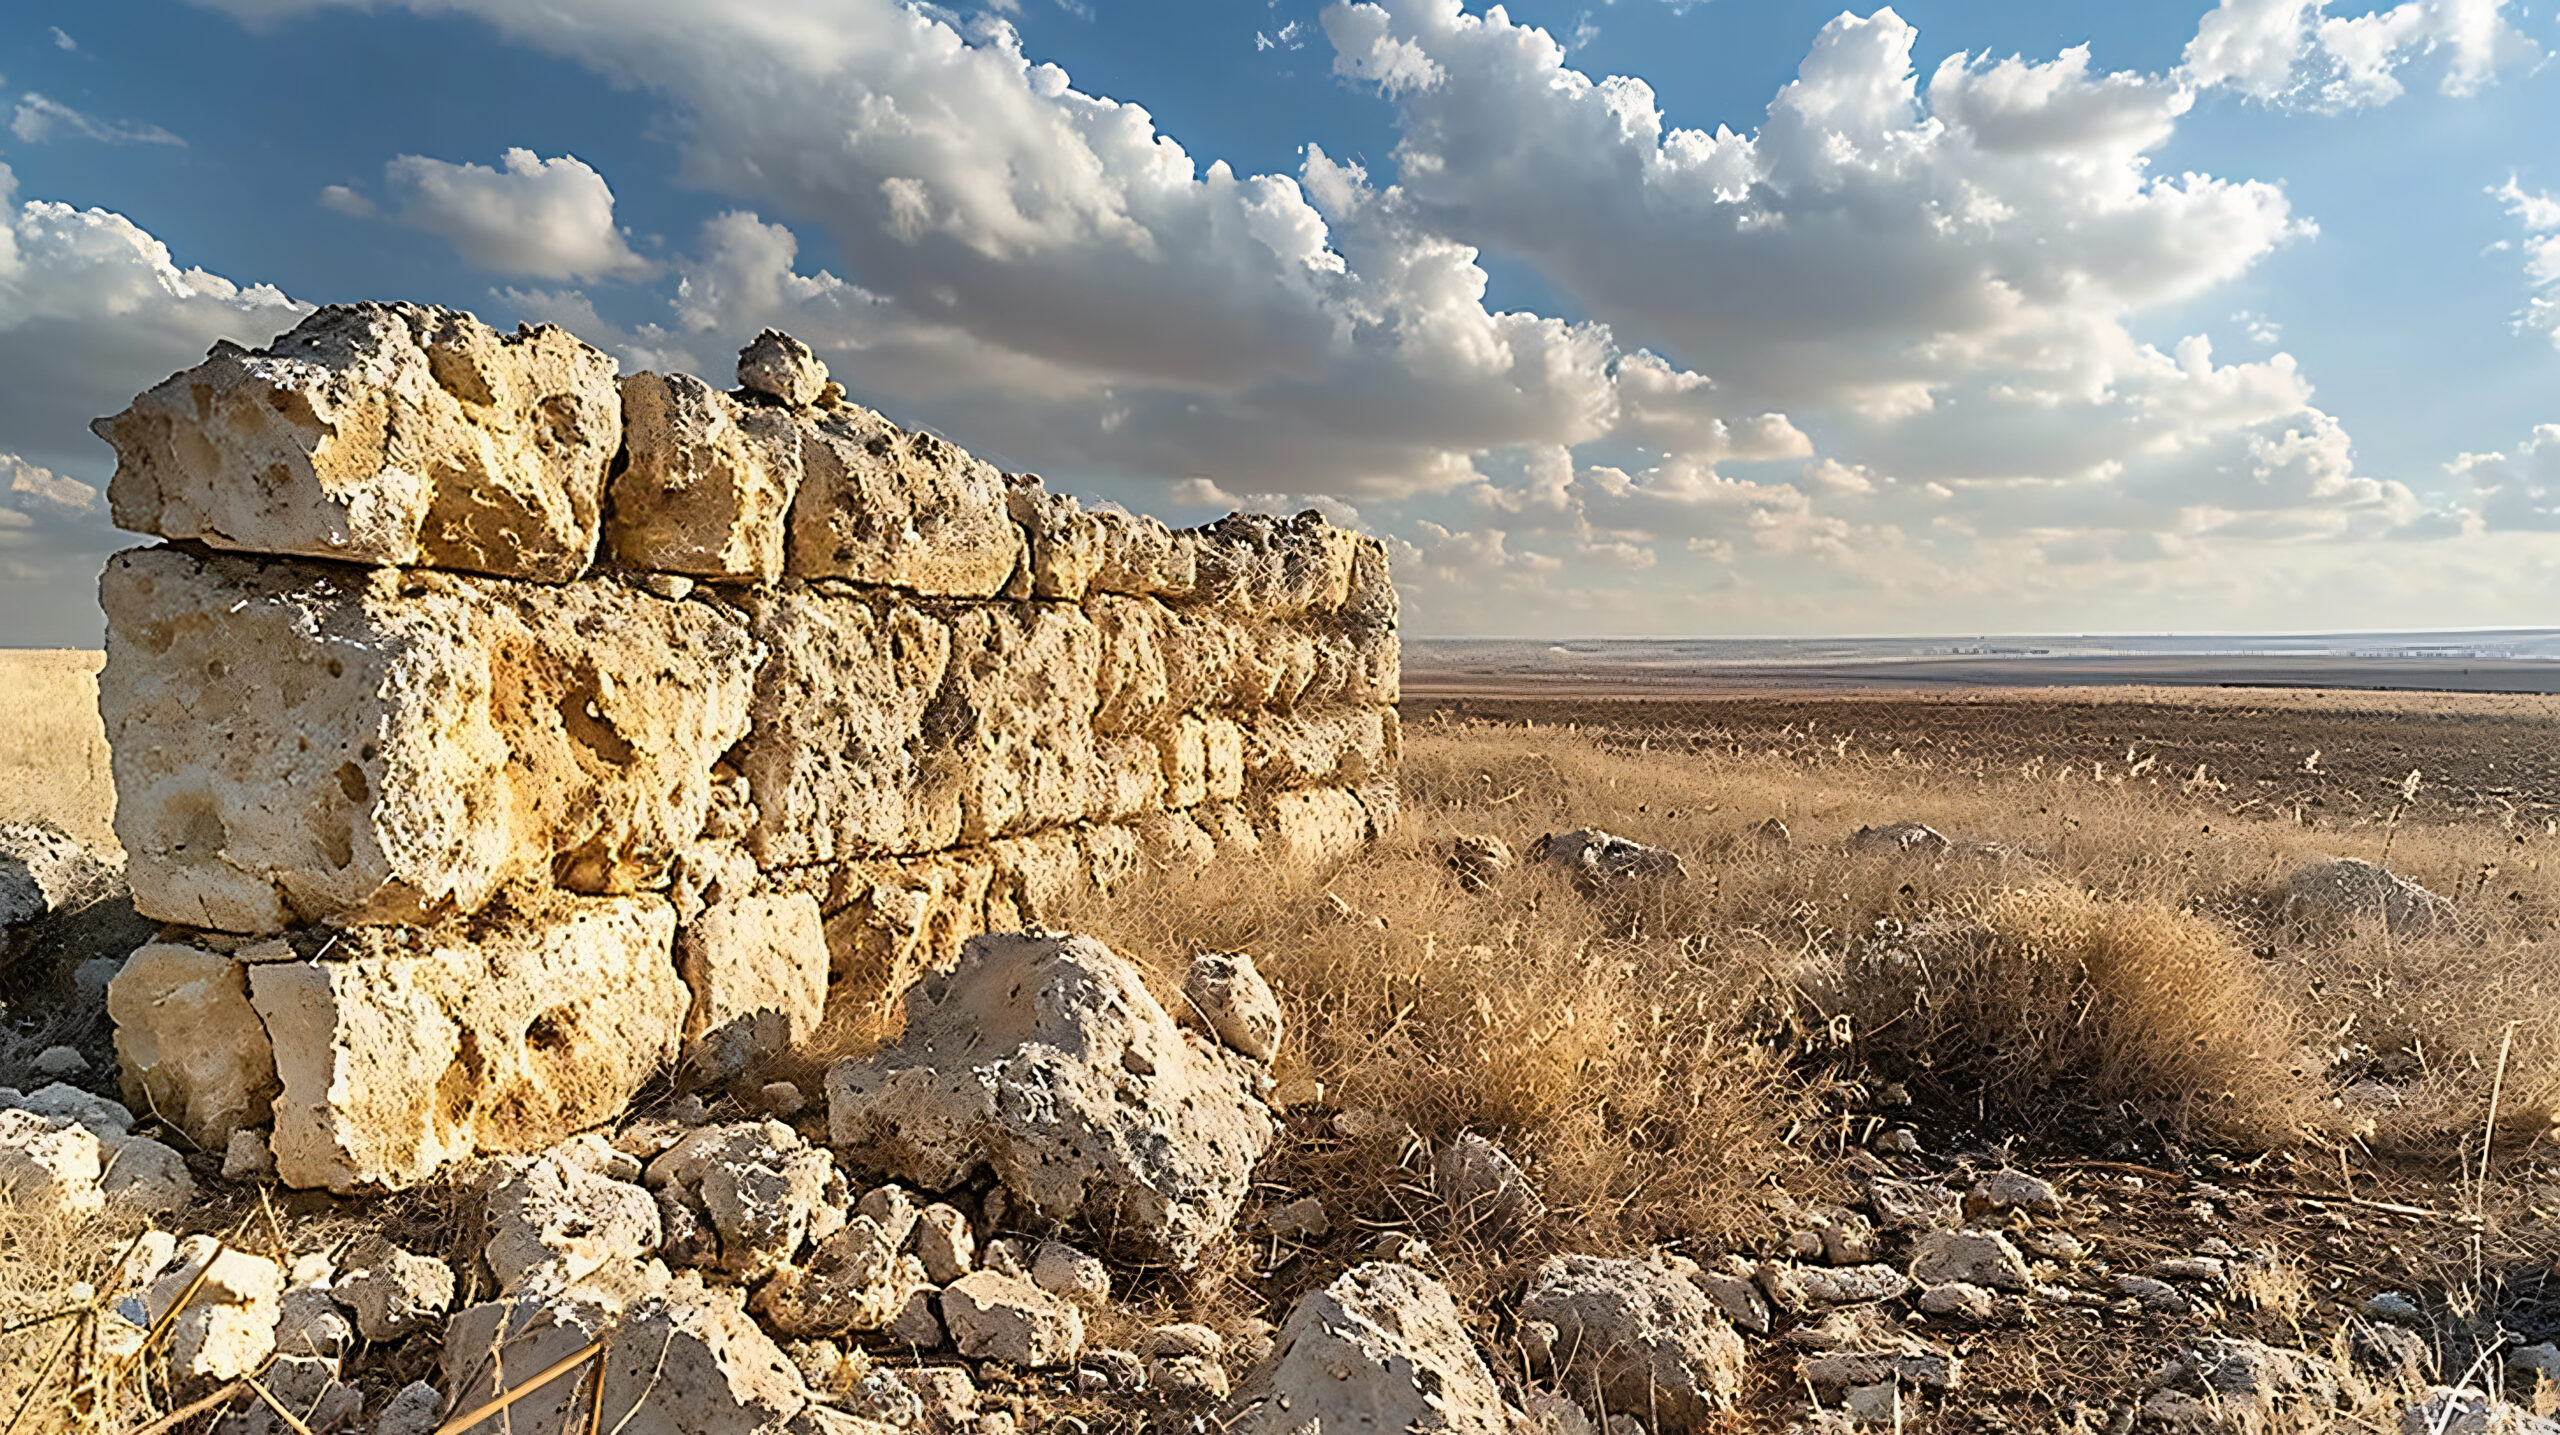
<box><xmin>1185</xmin><ymin>512</ymin><xmax>1365</xmax><ymax>620</ymax></box>
<box><xmin>107</xmin><ymin>941</ymin><xmax>280</xmax><ymax>1151</ymax></box>
<box><xmin>1238</xmin><ymin>709</ymin><xmax>1396</xmax><ymax>791</ymax></box>
<box><xmin>936</xmin><ymin>605</ymin><xmax>1101</xmax><ymax>843</ymax></box>
<box><xmin>0</xmin><ymin>823</ymin><xmax>119</xmax><ymax>935</ymax></box>
<box><xmin>942</xmin><ymin>1270</ymin><xmax>1084</xmax><ymax>1367</ymax></box>
<box><xmin>814</xmin><ymin>852</ymin><xmax>993</xmax><ymax>1015</ymax></box>
<box><xmin>679</xmin><ymin>892</ymin><xmax>829</xmax><ymax>1082</ymax></box>
<box><xmin>1259</xmin><ymin>787</ymin><xmax>1375</xmax><ymax>868</ymax></box>
<box><xmin>446</xmin><ymin>1273</ymin><xmax>806</xmax><ymax>1435</ymax></box>
<box><xmin>0</xmin><ymin>1085</ymin><xmax>193</xmax><ymax>1217</ymax></box>
<box><xmin>1519</xmin><ymin>1255</ymin><xmax>1746</xmax><ymax>1431</ymax></box>
<box><xmin>1006</xmin><ymin>476</ymin><xmax>1105</xmax><ymax>603</ymax></box>
<box><xmin>1091</xmin><ymin>509</ymin><xmax>1198</xmax><ymax>600</ymax></box>
<box><xmin>101</xmin><ymin>548</ymin><xmax>760</xmax><ymax>932</ymax></box>
<box><xmin>94</xmin><ymin>303</ymin><xmax>619</xmax><ymax>582</ymax></box>
<box><xmin>483</xmin><ymin>1149</ymin><xmax>662</xmax><ymax>1294</ymax></box>
<box><xmin>645</xmin><ymin>1120</ymin><xmax>848</xmax><ymax>1282</ymax></box>
<box><xmin>740</xmin><ymin>591</ymin><xmax>959</xmax><ymax>867</ymax></box>
<box><xmin>247</xmin><ymin>895</ymin><xmax>685</xmax><ymax>1192</ymax></box>
<box><xmin>826</xmin><ymin>932</ymin><xmax>1276</xmax><ymax>1267</ymax></box>
<box><xmin>738</xmin><ymin>330</ymin><xmax>829</xmax><ymax>408</ymax></box>
<box><xmin>789</xmin><ymin>404</ymin><xmax>1021</xmax><ymax>595</ymax></box>
<box><xmin>1184</xmin><ymin>953</ymin><xmax>1282</xmax><ymax>1063</ymax></box>
<box><xmin>335</xmin><ymin>1236</ymin><xmax>455</xmax><ymax>1341</ymax></box>
<box><xmin>612</xmin><ymin>371</ymin><xmax>803</xmax><ymax>581</ymax></box>
<box><xmin>752</xmin><ymin>1217</ymin><xmax>922</xmax><ymax>1338</ymax></box>
<box><xmin>1222</xmin><ymin>1262</ymin><xmax>1510</xmax><ymax>1435</ymax></box>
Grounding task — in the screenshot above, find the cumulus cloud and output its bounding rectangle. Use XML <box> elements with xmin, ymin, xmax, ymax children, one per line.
<box><xmin>2452</xmin><ymin>423</ymin><xmax>2560</xmax><ymax>529</ymax></box>
<box><xmin>2181</xmin><ymin>0</ymin><xmax>2538</xmax><ymax>108</ymax></box>
<box><xmin>331</xmin><ymin>148</ymin><xmax>654</xmax><ymax>281</ymax></box>
<box><xmin>2493</xmin><ymin>176</ymin><xmax>2560</xmax><ymax>345</ymax></box>
<box><xmin>0</xmin><ymin>159</ymin><xmax>307</xmax><ymax>641</ymax></box>
<box><xmin>11</xmin><ymin>94</ymin><xmax>185</xmax><ymax>147</ymax></box>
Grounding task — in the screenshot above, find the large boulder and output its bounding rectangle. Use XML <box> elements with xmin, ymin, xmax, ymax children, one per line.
<box><xmin>245</xmin><ymin>895</ymin><xmax>687</xmax><ymax>1192</ymax></box>
<box><xmin>94</xmin><ymin>303</ymin><xmax>620</xmax><ymax>582</ymax></box>
<box><xmin>1518</xmin><ymin>1255</ymin><xmax>1745</xmax><ymax>1431</ymax></box>
<box><xmin>1221</xmin><ymin>1262</ymin><xmax>1511</xmax><ymax>1435</ymax></box>
<box><xmin>826</xmin><ymin>932</ymin><xmax>1275</xmax><ymax>1267</ymax></box>
<box><xmin>2280</xmin><ymin>858</ymin><xmax>2455</xmax><ymax>938</ymax></box>
<box><xmin>99</xmin><ymin>546</ymin><xmax>761</xmax><ymax>932</ymax></box>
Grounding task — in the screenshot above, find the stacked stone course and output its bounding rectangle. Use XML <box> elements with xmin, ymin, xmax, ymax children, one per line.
<box><xmin>89</xmin><ymin>304</ymin><xmax>1397</xmax><ymax>1193</ymax></box>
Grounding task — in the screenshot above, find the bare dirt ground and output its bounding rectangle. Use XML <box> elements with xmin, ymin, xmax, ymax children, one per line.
<box><xmin>1402</xmin><ymin>683</ymin><xmax>2560</xmax><ymax>833</ymax></box>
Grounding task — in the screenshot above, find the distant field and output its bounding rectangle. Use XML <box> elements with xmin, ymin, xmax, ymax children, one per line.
<box><xmin>0</xmin><ymin>649</ymin><xmax>113</xmax><ymax>850</ymax></box>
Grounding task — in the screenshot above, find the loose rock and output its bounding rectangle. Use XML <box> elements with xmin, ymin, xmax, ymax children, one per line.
<box><xmin>1222</xmin><ymin>1262</ymin><xmax>1512</xmax><ymax>1435</ymax></box>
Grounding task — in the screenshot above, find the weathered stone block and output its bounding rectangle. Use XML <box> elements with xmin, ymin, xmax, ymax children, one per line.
<box><xmin>1090</xmin><ymin>595</ymin><xmax>1171</xmax><ymax>735</ymax></box>
<box><xmin>93</xmin><ymin>303</ymin><xmax>620</xmax><ymax>582</ymax></box>
<box><xmin>789</xmin><ymin>404</ymin><xmax>1020</xmax><ymax>594</ymax></box>
<box><xmin>101</xmin><ymin>548</ymin><xmax>759</xmax><ymax>932</ymax></box>
<box><xmin>1091</xmin><ymin>736</ymin><xmax>1166</xmax><ymax>823</ymax></box>
<box><xmin>1185</xmin><ymin>512</ymin><xmax>1361</xmax><ymax>620</ymax></box>
<box><xmin>611</xmin><ymin>371</ymin><xmax>803</xmax><ymax>581</ymax></box>
<box><xmin>1259</xmin><ymin>788</ymin><xmax>1372</xmax><ymax>868</ymax></box>
<box><xmin>940</xmin><ymin>606</ymin><xmax>1100</xmax><ymax>843</ymax></box>
<box><xmin>739</xmin><ymin>591</ymin><xmax>958</xmax><ymax>867</ymax></box>
<box><xmin>1238</xmin><ymin>710</ymin><xmax>1394</xmax><ymax>791</ymax></box>
<box><xmin>1082</xmin><ymin>823</ymin><xmax>1143</xmax><ymax>898</ymax></box>
<box><xmin>679</xmin><ymin>893</ymin><xmax>829</xmax><ymax>1082</ymax></box>
<box><xmin>1091</xmin><ymin>509</ymin><xmax>1198</xmax><ymax>600</ymax></box>
<box><xmin>1153</xmin><ymin>716</ymin><xmax>1209</xmax><ymax>809</ymax></box>
<box><xmin>107</xmin><ymin>942</ymin><xmax>280</xmax><ymax>1152</ymax></box>
<box><xmin>1006</xmin><ymin>476</ymin><xmax>1104</xmax><ymax>602</ymax></box>
<box><xmin>983</xmin><ymin>829</ymin><xmax>1087</xmax><ymax>933</ymax></box>
<box><xmin>246</xmin><ymin>895</ymin><xmax>685</xmax><ymax>1192</ymax></box>
<box><xmin>1203</xmin><ymin>718</ymin><xmax>1246</xmax><ymax>803</ymax></box>
<box><xmin>810</xmin><ymin>853</ymin><xmax>994</xmax><ymax>1017</ymax></box>
<box><xmin>1136</xmin><ymin>811</ymin><xmax>1216</xmax><ymax>872</ymax></box>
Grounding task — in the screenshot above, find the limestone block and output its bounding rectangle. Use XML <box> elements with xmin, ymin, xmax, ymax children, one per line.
<box><xmin>1090</xmin><ymin>595</ymin><xmax>1171</xmax><ymax>735</ymax></box>
<box><xmin>0</xmin><ymin>1107</ymin><xmax>103</xmax><ymax>1218</ymax></box>
<box><xmin>1185</xmin><ymin>953</ymin><xmax>1282</xmax><ymax>1063</ymax></box>
<box><xmin>739</xmin><ymin>591</ymin><xmax>959</xmax><ymax>868</ymax></box>
<box><xmin>1259</xmin><ymin>628</ymin><xmax>1320</xmax><ymax>711</ymax></box>
<box><xmin>483</xmin><ymin>1148</ymin><xmax>662</xmax><ymax>1293</ymax></box>
<box><xmin>1090</xmin><ymin>736</ymin><xmax>1166</xmax><ymax>823</ymax></box>
<box><xmin>1519</xmin><ymin>1255</ymin><xmax>1745</xmax><ymax>1429</ymax></box>
<box><xmin>1184</xmin><ymin>512</ymin><xmax>1361</xmax><ymax>620</ymax></box>
<box><xmin>1153</xmin><ymin>716</ymin><xmax>1209</xmax><ymax>810</ymax></box>
<box><xmin>1196</xmin><ymin>803</ymin><xmax>1262</xmax><ymax>859</ymax></box>
<box><xmin>335</xmin><ymin>1237</ymin><xmax>456</xmax><ymax>1341</ymax></box>
<box><xmin>1157</xmin><ymin>608</ymin><xmax>1250</xmax><ymax>712</ymax></box>
<box><xmin>1091</xmin><ymin>509</ymin><xmax>1197</xmax><ymax>600</ymax></box>
<box><xmin>107</xmin><ymin>941</ymin><xmax>280</xmax><ymax>1151</ymax></box>
<box><xmin>814</xmin><ymin>852</ymin><xmax>993</xmax><ymax>1016</ymax></box>
<box><xmin>612</xmin><ymin>371</ymin><xmax>803</xmax><ymax>581</ymax></box>
<box><xmin>752</xmin><ymin>1219</ymin><xmax>920</xmax><ymax>1338</ymax></box>
<box><xmin>942</xmin><ymin>1270</ymin><xmax>1084</xmax><ymax>1367</ymax></box>
<box><xmin>984</xmin><ymin>830</ymin><xmax>1087</xmax><ymax>933</ymax></box>
<box><xmin>1238</xmin><ymin>709</ymin><xmax>1393</xmax><ymax>791</ymax></box>
<box><xmin>1203</xmin><ymin>718</ymin><xmax>1246</xmax><ymax>803</ymax></box>
<box><xmin>1005</xmin><ymin>476</ymin><xmax>1104</xmax><ymax>602</ymax></box>
<box><xmin>1259</xmin><ymin>788</ymin><xmax>1371</xmax><ymax>868</ymax></box>
<box><xmin>100</xmin><ymin>548</ymin><xmax>760</xmax><ymax>932</ymax></box>
<box><xmin>827</xmin><ymin>933</ymin><xmax>1276</xmax><ymax>1267</ymax></box>
<box><xmin>1082</xmin><ymin>823</ymin><xmax>1143</xmax><ymax>899</ymax></box>
<box><xmin>246</xmin><ymin>895</ymin><xmax>685</xmax><ymax>1192</ymax></box>
<box><xmin>1351</xmin><ymin>622</ymin><xmax>1401</xmax><ymax>706</ymax></box>
<box><xmin>790</xmin><ymin>404</ymin><xmax>1021</xmax><ymax>595</ymax></box>
<box><xmin>94</xmin><ymin>303</ymin><xmax>619</xmax><ymax>582</ymax></box>
<box><xmin>680</xmin><ymin>893</ymin><xmax>829</xmax><ymax>1082</ymax></box>
<box><xmin>939</xmin><ymin>605</ymin><xmax>1100</xmax><ymax>843</ymax></box>
<box><xmin>1136</xmin><ymin>811</ymin><xmax>1216</xmax><ymax>872</ymax></box>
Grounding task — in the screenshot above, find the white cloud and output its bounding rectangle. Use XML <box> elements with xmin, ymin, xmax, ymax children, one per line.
<box><xmin>335</xmin><ymin>148</ymin><xmax>655</xmax><ymax>281</ymax></box>
<box><xmin>10</xmin><ymin>94</ymin><xmax>185</xmax><ymax>147</ymax></box>
<box><xmin>49</xmin><ymin>27</ymin><xmax>75</xmax><ymax>52</ymax></box>
<box><xmin>2452</xmin><ymin>423</ymin><xmax>2560</xmax><ymax>529</ymax></box>
<box><xmin>2493</xmin><ymin>175</ymin><xmax>2560</xmax><ymax>344</ymax></box>
<box><xmin>0</xmin><ymin>166</ymin><xmax>306</xmax><ymax>642</ymax></box>
<box><xmin>2181</xmin><ymin>0</ymin><xmax>2538</xmax><ymax>108</ymax></box>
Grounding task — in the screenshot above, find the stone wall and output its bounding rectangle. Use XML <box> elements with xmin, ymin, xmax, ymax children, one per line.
<box><xmin>90</xmin><ymin>304</ymin><xmax>1397</xmax><ymax>1192</ymax></box>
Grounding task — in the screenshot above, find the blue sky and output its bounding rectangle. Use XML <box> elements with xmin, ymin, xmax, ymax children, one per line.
<box><xmin>1</xmin><ymin>0</ymin><xmax>2557</xmax><ymax>643</ymax></box>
